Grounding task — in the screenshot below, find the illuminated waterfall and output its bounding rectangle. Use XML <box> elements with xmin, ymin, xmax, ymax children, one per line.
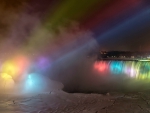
<box><xmin>94</xmin><ymin>61</ymin><xmax>150</xmax><ymax>80</ymax></box>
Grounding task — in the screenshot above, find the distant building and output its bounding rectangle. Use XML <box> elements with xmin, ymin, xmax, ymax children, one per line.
<box><xmin>98</xmin><ymin>51</ymin><xmax>150</xmax><ymax>60</ymax></box>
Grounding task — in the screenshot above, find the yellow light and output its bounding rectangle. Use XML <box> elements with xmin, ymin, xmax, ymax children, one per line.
<box><xmin>1</xmin><ymin>73</ymin><xmax>12</xmax><ymax>80</ymax></box>
<box><xmin>1</xmin><ymin>55</ymin><xmax>29</xmax><ymax>81</ymax></box>
<box><xmin>0</xmin><ymin>73</ymin><xmax>15</xmax><ymax>90</ymax></box>
<box><xmin>1</xmin><ymin>61</ymin><xmax>19</xmax><ymax>78</ymax></box>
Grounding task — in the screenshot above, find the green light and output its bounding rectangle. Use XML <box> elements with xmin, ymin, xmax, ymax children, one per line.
<box><xmin>138</xmin><ymin>60</ymin><xmax>150</xmax><ymax>61</ymax></box>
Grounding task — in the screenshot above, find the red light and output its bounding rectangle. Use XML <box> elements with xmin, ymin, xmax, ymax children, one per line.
<box><xmin>94</xmin><ymin>61</ymin><xmax>107</xmax><ymax>72</ymax></box>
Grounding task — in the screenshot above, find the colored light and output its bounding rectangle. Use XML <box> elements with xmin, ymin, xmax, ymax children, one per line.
<box><xmin>24</xmin><ymin>73</ymin><xmax>46</xmax><ymax>93</ymax></box>
<box><xmin>138</xmin><ymin>60</ymin><xmax>150</xmax><ymax>61</ymax></box>
<box><xmin>110</xmin><ymin>61</ymin><xmax>123</xmax><ymax>74</ymax></box>
<box><xmin>37</xmin><ymin>57</ymin><xmax>51</xmax><ymax>71</ymax></box>
<box><xmin>1</xmin><ymin>73</ymin><xmax>12</xmax><ymax>80</ymax></box>
<box><xmin>1</xmin><ymin>55</ymin><xmax>29</xmax><ymax>83</ymax></box>
<box><xmin>94</xmin><ymin>61</ymin><xmax>107</xmax><ymax>72</ymax></box>
<box><xmin>0</xmin><ymin>73</ymin><xmax>15</xmax><ymax>89</ymax></box>
<box><xmin>1</xmin><ymin>61</ymin><xmax>18</xmax><ymax>77</ymax></box>
<box><xmin>28</xmin><ymin>75</ymin><xmax>33</xmax><ymax>86</ymax></box>
<box><xmin>24</xmin><ymin>74</ymin><xmax>34</xmax><ymax>92</ymax></box>
<box><xmin>94</xmin><ymin>60</ymin><xmax>150</xmax><ymax>80</ymax></box>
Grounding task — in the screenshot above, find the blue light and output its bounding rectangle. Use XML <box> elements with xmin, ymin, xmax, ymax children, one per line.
<box><xmin>28</xmin><ymin>75</ymin><xmax>33</xmax><ymax>86</ymax></box>
<box><xmin>24</xmin><ymin>73</ymin><xmax>46</xmax><ymax>93</ymax></box>
<box><xmin>110</xmin><ymin>61</ymin><xmax>123</xmax><ymax>74</ymax></box>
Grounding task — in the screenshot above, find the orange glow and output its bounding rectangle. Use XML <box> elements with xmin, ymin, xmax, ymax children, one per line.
<box><xmin>1</xmin><ymin>55</ymin><xmax>30</xmax><ymax>79</ymax></box>
<box><xmin>13</xmin><ymin>55</ymin><xmax>30</xmax><ymax>75</ymax></box>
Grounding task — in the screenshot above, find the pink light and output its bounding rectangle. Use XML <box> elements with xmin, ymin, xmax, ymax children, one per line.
<box><xmin>94</xmin><ymin>61</ymin><xmax>107</xmax><ymax>72</ymax></box>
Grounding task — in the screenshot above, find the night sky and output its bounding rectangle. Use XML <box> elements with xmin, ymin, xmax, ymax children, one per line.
<box><xmin>0</xmin><ymin>0</ymin><xmax>150</xmax><ymax>56</ymax></box>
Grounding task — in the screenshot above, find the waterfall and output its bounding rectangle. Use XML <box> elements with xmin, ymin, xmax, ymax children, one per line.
<box><xmin>94</xmin><ymin>60</ymin><xmax>150</xmax><ymax>80</ymax></box>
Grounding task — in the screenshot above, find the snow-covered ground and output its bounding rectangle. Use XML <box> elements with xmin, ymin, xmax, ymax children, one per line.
<box><xmin>1</xmin><ymin>79</ymin><xmax>150</xmax><ymax>113</ymax></box>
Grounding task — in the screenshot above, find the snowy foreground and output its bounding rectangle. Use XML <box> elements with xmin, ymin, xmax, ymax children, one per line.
<box><xmin>1</xmin><ymin>89</ymin><xmax>150</xmax><ymax>113</ymax></box>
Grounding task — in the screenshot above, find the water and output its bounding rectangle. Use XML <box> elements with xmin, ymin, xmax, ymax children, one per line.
<box><xmin>94</xmin><ymin>60</ymin><xmax>150</xmax><ymax>80</ymax></box>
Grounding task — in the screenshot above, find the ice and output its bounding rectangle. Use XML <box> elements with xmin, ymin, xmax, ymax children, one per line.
<box><xmin>0</xmin><ymin>79</ymin><xmax>150</xmax><ymax>113</ymax></box>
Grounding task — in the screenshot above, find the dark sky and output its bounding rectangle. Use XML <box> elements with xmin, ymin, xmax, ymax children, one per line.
<box><xmin>0</xmin><ymin>0</ymin><xmax>150</xmax><ymax>54</ymax></box>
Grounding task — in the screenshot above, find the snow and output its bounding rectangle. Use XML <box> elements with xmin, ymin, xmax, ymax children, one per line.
<box><xmin>0</xmin><ymin>79</ymin><xmax>150</xmax><ymax>113</ymax></box>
